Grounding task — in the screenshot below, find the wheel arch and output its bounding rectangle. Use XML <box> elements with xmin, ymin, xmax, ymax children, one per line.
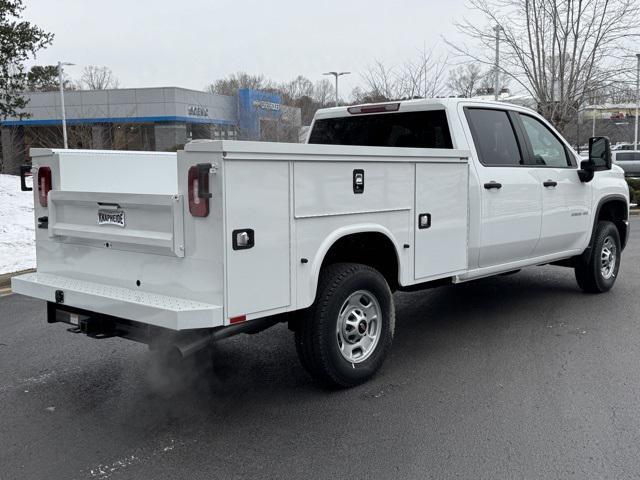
<box><xmin>307</xmin><ymin>225</ymin><xmax>403</xmax><ymax>307</ymax></box>
<box><xmin>590</xmin><ymin>194</ymin><xmax>629</xmax><ymax>251</ymax></box>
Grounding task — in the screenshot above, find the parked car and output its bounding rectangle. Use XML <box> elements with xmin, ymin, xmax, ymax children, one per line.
<box><xmin>12</xmin><ymin>98</ymin><xmax>631</xmax><ymax>388</ymax></box>
<box><xmin>613</xmin><ymin>151</ymin><xmax>640</xmax><ymax>177</ymax></box>
<box><xmin>613</xmin><ymin>143</ymin><xmax>640</xmax><ymax>151</ymax></box>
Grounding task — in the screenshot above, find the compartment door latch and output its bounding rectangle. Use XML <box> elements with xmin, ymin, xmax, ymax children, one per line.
<box><xmin>353</xmin><ymin>169</ymin><xmax>364</xmax><ymax>194</ymax></box>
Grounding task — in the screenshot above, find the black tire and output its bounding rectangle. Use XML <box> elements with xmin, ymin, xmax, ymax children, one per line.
<box><xmin>575</xmin><ymin>221</ymin><xmax>621</xmax><ymax>293</ymax></box>
<box><xmin>295</xmin><ymin>263</ymin><xmax>395</xmax><ymax>388</ymax></box>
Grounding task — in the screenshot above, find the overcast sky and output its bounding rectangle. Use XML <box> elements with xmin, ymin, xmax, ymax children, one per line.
<box><xmin>24</xmin><ymin>0</ymin><xmax>486</xmax><ymax>96</ymax></box>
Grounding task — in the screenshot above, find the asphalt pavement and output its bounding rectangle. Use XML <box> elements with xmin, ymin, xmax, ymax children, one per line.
<box><xmin>1</xmin><ymin>219</ymin><xmax>639</xmax><ymax>480</ymax></box>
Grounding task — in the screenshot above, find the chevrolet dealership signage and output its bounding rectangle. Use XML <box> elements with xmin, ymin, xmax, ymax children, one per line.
<box><xmin>238</xmin><ymin>89</ymin><xmax>283</xmax><ymax>140</ymax></box>
<box><xmin>187</xmin><ymin>105</ymin><xmax>209</xmax><ymax>117</ymax></box>
<box><xmin>252</xmin><ymin>100</ymin><xmax>280</xmax><ymax>111</ymax></box>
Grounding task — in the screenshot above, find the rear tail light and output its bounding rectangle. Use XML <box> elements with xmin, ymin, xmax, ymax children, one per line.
<box><xmin>188</xmin><ymin>164</ymin><xmax>211</xmax><ymax>217</ymax></box>
<box><xmin>347</xmin><ymin>103</ymin><xmax>400</xmax><ymax>114</ymax></box>
<box><xmin>37</xmin><ymin>166</ymin><xmax>52</xmax><ymax>207</ymax></box>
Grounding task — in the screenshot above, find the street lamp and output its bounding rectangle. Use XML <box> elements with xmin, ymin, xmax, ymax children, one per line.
<box><xmin>57</xmin><ymin>61</ymin><xmax>74</xmax><ymax>149</ymax></box>
<box><xmin>494</xmin><ymin>25</ymin><xmax>502</xmax><ymax>101</ymax></box>
<box><xmin>323</xmin><ymin>71</ymin><xmax>350</xmax><ymax>107</ymax></box>
<box><xmin>635</xmin><ymin>53</ymin><xmax>640</xmax><ymax>148</ymax></box>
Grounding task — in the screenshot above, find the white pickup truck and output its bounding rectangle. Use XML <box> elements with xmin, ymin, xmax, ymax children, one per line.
<box><xmin>13</xmin><ymin>98</ymin><xmax>630</xmax><ymax>388</ymax></box>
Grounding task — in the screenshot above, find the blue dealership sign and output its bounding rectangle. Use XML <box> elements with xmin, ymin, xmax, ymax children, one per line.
<box><xmin>238</xmin><ymin>88</ymin><xmax>282</xmax><ymax>140</ymax></box>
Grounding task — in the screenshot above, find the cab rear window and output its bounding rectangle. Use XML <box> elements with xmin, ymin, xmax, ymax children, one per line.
<box><xmin>308</xmin><ymin>110</ymin><xmax>453</xmax><ymax>149</ymax></box>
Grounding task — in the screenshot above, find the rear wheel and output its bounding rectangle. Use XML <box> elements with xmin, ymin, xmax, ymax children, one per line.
<box><xmin>575</xmin><ymin>221</ymin><xmax>621</xmax><ymax>293</ymax></box>
<box><xmin>295</xmin><ymin>263</ymin><xmax>394</xmax><ymax>388</ymax></box>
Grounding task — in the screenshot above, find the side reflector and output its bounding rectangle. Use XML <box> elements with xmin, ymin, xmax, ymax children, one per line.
<box><xmin>229</xmin><ymin>315</ymin><xmax>246</xmax><ymax>325</ymax></box>
<box><xmin>347</xmin><ymin>103</ymin><xmax>400</xmax><ymax>115</ymax></box>
<box><xmin>188</xmin><ymin>165</ymin><xmax>209</xmax><ymax>217</ymax></box>
<box><xmin>37</xmin><ymin>166</ymin><xmax>52</xmax><ymax>207</ymax></box>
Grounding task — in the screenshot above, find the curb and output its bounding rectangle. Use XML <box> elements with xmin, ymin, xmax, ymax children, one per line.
<box><xmin>0</xmin><ymin>269</ymin><xmax>35</xmax><ymax>289</ymax></box>
<box><xmin>630</xmin><ymin>209</ymin><xmax>640</xmax><ymax>216</ymax></box>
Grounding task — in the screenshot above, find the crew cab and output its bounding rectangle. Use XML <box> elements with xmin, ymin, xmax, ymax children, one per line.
<box><xmin>12</xmin><ymin>98</ymin><xmax>630</xmax><ymax>387</ymax></box>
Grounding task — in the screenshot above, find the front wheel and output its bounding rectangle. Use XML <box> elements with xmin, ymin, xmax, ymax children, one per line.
<box><xmin>575</xmin><ymin>220</ymin><xmax>621</xmax><ymax>293</ymax></box>
<box><xmin>294</xmin><ymin>263</ymin><xmax>395</xmax><ymax>388</ymax></box>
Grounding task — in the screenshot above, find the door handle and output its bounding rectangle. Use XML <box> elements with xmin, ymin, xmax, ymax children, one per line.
<box><xmin>543</xmin><ymin>180</ymin><xmax>558</xmax><ymax>188</ymax></box>
<box><xmin>484</xmin><ymin>181</ymin><xmax>502</xmax><ymax>190</ymax></box>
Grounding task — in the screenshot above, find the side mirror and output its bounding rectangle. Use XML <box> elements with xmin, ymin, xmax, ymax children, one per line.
<box><xmin>579</xmin><ymin>136</ymin><xmax>611</xmax><ymax>182</ymax></box>
<box><xmin>588</xmin><ymin>136</ymin><xmax>612</xmax><ymax>171</ymax></box>
<box><xmin>578</xmin><ymin>160</ymin><xmax>594</xmax><ymax>183</ymax></box>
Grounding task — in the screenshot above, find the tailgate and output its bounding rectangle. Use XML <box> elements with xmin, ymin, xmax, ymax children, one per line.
<box><xmin>48</xmin><ymin>190</ymin><xmax>185</xmax><ymax>257</ymax></box>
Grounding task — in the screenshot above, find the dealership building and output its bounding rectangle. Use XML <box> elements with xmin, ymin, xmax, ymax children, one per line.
<box><xmin>0</xmin><ymin>87</ymin><xmax>302</xmax><ymax>173</ymax></box>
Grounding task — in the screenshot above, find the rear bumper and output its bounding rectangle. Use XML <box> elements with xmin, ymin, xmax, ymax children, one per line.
<box><xmin>11</xmin><ymin>272</ymin><xmax>223</xmax><ymax>330</ymax></box>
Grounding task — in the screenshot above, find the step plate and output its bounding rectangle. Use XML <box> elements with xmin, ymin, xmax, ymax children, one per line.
<box><xmin>11</xmin><ymin>272</ymin><xmax>223</xmax><ymax>330</ymax></box>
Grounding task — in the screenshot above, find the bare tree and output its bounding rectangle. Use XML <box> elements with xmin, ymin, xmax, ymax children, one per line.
<box><xmin>398</xmin><ymin>47</ymin><xmax>449</xmax><ymax>98</ymax></box>
<box><xmin>312</xmin><ymin>79</ymin><xmax>335</xmax><ymax>107</ymax></box>
<box><xmin>206</xmin><ymin>72</ymin><xmax>273</xmax><ymax>96</ymax></box>
<box><xmin>449</xmin><ymin>0</ymin><xmax>640</xmax><ymax>131</ymax></box>
<box><xmin>279</xmin><ymin>76</ymin><xmax>335</xmax><ymax>125</ymax></box>
<box><xmin>361</xmin><ymin>60</ymin><xmax>400</xmax><ymax>101</ymax></box>
<box><xmin>587</xmin><ymin>69</ymin><xmax>637</xmax><ymax>105</ymax></box>
<box><xmin>477</xmin><ymin>69</ymin><xmax>511</xmax><ymax>95</ymax></box>
<box><xmin>350</xmin><ymin>86</ymin><xmax>391</xmax><ymax>104</ymax></box>
<box><xmin>448</xmin><ymin>64</ymin><xmax>484</xmax><ymax>97</ymax></box>
<box><xmin>79</xmin><ymin>65</ymin><xmax>119</xmax><ymax>90</ymax></box>
<box><xmin>279</xmin><ymin>75</ymin><xmax>314</xmax><ymax>104</ymax></box>
<box><xmin>360</xmin><ymin>47</ymin><xmax>449</xmax><ymax>101</ymax></box>
<box><xmin>0</xmin><ymin>126</ymin><xmax>28</xmax><ymax>173</ymax></box>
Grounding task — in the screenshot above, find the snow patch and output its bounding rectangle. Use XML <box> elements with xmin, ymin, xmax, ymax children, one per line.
<box><xmin>0</xmin><ymin>174</ymin><xmax>36</xmax><ymax>274</ymax></box>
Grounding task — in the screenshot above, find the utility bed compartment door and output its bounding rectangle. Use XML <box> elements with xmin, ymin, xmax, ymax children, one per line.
<box><xmin>414</xmin><ymin>163</ymin><xmax>468</xmax><ymax>280</ymax></box>
<box><xmin>48</xmin><ymin>191</ymin><xmax>185</xmax><ymax>257</ymax></box>
<box><xmin>224</xmin><ymin>161</ymin><xmax>290</xmax><ymax>318</ymax></box>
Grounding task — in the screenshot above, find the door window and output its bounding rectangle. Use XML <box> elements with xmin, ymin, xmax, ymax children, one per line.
<box><xmin>519</xmin><ymin>114</ymin><xmax>571</xmax><ymax>167</ymax></box>
<box><xmin>465</xmin><ymin>108</ymin><xmax>523</xmax><ymax>166</ymax></box>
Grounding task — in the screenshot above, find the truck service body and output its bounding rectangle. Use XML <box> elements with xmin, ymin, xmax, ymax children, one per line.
<box><xmin>12</xmin><ymin>98</ymin><xmax>630</xmax><ymax>387</ymax></box>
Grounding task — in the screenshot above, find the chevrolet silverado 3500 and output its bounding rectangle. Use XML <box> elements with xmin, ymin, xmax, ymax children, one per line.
<box><xmin>12</xmin><ymin>98</ymin><xmax>630</xmax><ymax>387</ymax></box>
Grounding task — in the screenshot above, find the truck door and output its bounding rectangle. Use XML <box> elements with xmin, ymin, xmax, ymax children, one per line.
<box><xmin>465</xmin><ymin>108</ymin><xmax>543</xmax><ymax>267</ymax></box>
<box><xmin>515</xmin><ymin>113</ymin><xmax>591</xmax><ymax>256</ymax></box>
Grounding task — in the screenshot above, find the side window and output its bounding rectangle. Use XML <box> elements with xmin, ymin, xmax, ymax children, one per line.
<box><xmin>519</xmin><ymin>114</ymin><xmax>571</xmax><ymax>167</ymax></box>
<box><xmin>465</xmin><ymin>108</ymin><xmax>522</xmax><ymax>166</ymax></box>
<box><xmin>616</xmin><ymin>152</ymin><xmax>640</xmax><ymax>162</ymax></box>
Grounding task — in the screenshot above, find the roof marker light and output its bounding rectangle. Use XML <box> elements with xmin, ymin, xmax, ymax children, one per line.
<box><xmin>347</xmin><ymin>103</ymin><xmax>400</xmax><ymax>115</ymax></box>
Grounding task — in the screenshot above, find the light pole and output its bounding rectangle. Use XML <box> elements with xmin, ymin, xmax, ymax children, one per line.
<box><xmin>57</xmin><ymin>61</ymin><xmax>74</xmax><ymax>149</ymax></box>
<box><xmin>323</xmin><ymin>71</ymin><xmax>350</xmax><ymax>107</ymax></box>
<box><xmin>494</xmin><ymin>25</ymin><xmax>501</xmax><ymax>101</ymax></box>
<box><xmin>635</xmin><ymin>53</ymin><xmax>640</xmax><ymax>148</ymax></box>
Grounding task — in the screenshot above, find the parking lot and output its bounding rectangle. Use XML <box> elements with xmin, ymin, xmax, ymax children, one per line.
<box><xmin>0</xmin><ymin>218</ymin><xmax>638</xmax><ymax>480</ymax></box>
